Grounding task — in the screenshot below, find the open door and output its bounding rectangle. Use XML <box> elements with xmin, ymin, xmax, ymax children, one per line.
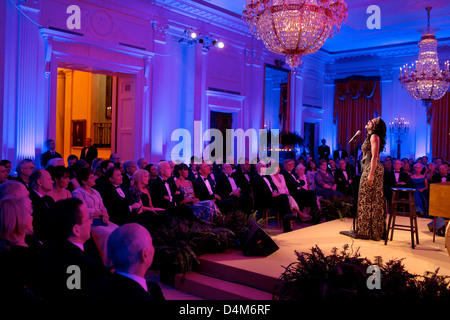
<box><xmin>114</xmin><ymin>73</ymin><xmax>136</xmax><ymax>161</ymax></box>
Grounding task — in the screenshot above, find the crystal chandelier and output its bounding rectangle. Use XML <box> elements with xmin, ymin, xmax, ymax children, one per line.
<box><xmin>242</xmin><ymin>0</ymin><xmax>348</xmax><ymax>70</ymax></box>
<box><xmin>399</xmin><ymin>7</ymin><xmax>450</xmax><ymax>111</ymax></box>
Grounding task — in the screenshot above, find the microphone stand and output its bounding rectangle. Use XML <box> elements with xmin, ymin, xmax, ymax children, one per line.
<box><xmin>340</xmin><ymin>136</ymin><xmax>359</xmax><ymax>239</ymax></box>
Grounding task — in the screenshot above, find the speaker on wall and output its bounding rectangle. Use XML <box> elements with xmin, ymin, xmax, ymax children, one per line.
<box><xmin>242</xmin><ymin>218</ymin><xmax>279</xmax><ymax>257</ymax></box>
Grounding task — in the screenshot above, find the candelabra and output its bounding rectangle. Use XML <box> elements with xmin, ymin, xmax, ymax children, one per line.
<box><xmin>389</xmin><ymin>117</ymin><xmax>409</xmax><ymax>158</ymax></box>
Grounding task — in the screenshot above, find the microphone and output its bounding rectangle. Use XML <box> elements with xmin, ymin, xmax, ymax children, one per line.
<box><xmin>348</xmin><ymin>130</ymin><xmax>361</xmax><ymax>144</ymax></box>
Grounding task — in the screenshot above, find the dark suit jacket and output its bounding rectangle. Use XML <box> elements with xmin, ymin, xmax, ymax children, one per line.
<box><xmin>148</xmin><ymin>177</ymin><xmax>184</xmax><ymax>209</ymax></box>
<box><xmin>335</xmin><ymin>168</ymin><xmax>353</xmax><ymax>195</ymax></box>
<box><xmin>281</xmin><ymin>169</ymin><xmax>305</xmax><ymax>195</ymax></box>
<box><xmin>37</xmin><ymin>240</ymin><xmax>108</xmax><ymax>300</ymax></box>
<box><xmin>250</xmin><ymin>174</ymin><xmax>291</xmax><ymax>214</ymax></box>
<box><xmin>80</xmin><ymin>146</ymin><xmax>98</xmax><ymax>165</ymax></box>
<box><xmin>215</xmin><ymin>172</ymin><xmax>240</xmax><ymax>200</ymax></box>
<box><xmin>233</xmin><ymin>167</ymin><xmax>253</xmax><ymax>197</ymax></box>
<box><xmin>431</xmin><ymin>173</ymin><xmax>450</xmax><ymax>184</ymax></box>
<box><xmin>333</xmin><ymin>149</ymin><xmax>348</xmax><ymax>161</ymax></box>
<box><xmin>384</xmin><ymin>171</ymin><xmax>414</xmax><ymax>201</ymax></box>
<box><xmin>40</xmin><ymin>150</ymin><xmax>62</xmax><ymax>167</ymax></box>
<box><xmin>14</xmin><ymin>175</ymin><xmax>30</xmax><ymax>191</ymax></box>
<box><xmin>29</xmin><ymin>190</ymin><xmax>56</xmax><ymax>243</ymax></box>
<box><xmin>87</xmin><ymin>272</ymin><xmax>165</xmax><ymax>301</ymax></box>
<box><xmin>318</xmin><ymin>145</ymin><xmax>331</xmax><ymax>160</ymax></box>
<box><xmin>100</xmin><ymin>183</ymin><xmax>135</xmax><ymax>226</ymax></box>
<box><xmin>192</xmin><ymin>175</ymin><xmax>217</xmax><ymax>201</ymax></box>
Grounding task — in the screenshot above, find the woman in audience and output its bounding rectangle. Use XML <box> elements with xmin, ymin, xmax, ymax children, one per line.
<box><xmin>271</xmin><ymin>163</ymin><xmax>302</xmax><ymax>218</ymax></box>
<box><xmin>145</xmin><ymin>163</ymin><xmax>158</xmax><ymax>180</ymax></box>
<box><xmin>306</xmin><ymin>160</ymin><xmax>318</xmax><ymax>191</ymax></box>
<box><xmin>174</xmin><ymin>163</ymin><xmax>220</xmax><ymax>221</ymax></box>
<box><xmin>129</xmin><ymin>169</ymin><xmax>164</xmax><ymax>213</ymax></box>
<box><xmin>72</xmin><ymin>167</ymin><xmax>118</xmax><ymax>266</ymax></box>
<box><xmin>0</xmin><ymin>196</ymin><xmax>40</xmax><ymax>300</ymax></box>
<box><xmin>403</xmin><ymin>161</ymin><xmax>412</xmax><ymax>176</ymax></box>
<box><xmin>0</xmin><ymin>160</ymin><xmax>13</xmax><ymax>180</ymax></box>
<box><xmin>411</xmin><ymin>162</ymin><xmax>429</xmax><ymax>216</ymax></box>
<box><xmin>295</xmin><ymin>163</ymin><xmax>321</xmax><ymax>214</ymax></box>
<box><xmin>47</xmin><ymin>166</ymin><xmax>72</xmax><ymax>202</ymax></box>
<box><xmin>315</xmin><ymin>159</ymin><xmax>344</xmax><ymax>199</ymax></box>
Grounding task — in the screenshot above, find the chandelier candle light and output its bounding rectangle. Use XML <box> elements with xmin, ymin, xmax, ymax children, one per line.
<box><xmin>399</xmin><ymin>7</ymin><xmax>450</xmax><ymax>114</ymax></box>
<box><xmin>389</xmin><ymin>117</ymin><xmax>410</xmax><ymax>159</ymax></box>
<box><xmin>242</xmin><ymin>0</ymin><xmax>348</xmax><ymax>70</ymax></box>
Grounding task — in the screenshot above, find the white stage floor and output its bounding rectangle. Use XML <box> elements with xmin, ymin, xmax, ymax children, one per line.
<box><xmin>196</xmin><ymin>217</ymin><xmax>450</xmax><ymax>294</ymax></box>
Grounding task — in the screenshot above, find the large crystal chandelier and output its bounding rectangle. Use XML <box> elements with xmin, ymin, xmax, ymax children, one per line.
<box><xmin>242</xmin><ymin>0</ymin><xmax>348</xmax><ymax>70</ymax></box>
<box><xmin>399</xmin><ymin>7</ymin><xmax>450</xmax><ymax>111</ymax></box>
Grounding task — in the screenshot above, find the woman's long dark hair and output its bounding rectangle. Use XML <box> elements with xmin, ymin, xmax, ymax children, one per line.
<box><xmin>370</xmin><ymin>117</ymin><xmax>386</xmax><ymax>153</ymax></box>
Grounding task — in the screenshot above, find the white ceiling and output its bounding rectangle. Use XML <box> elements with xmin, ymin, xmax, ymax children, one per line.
<box><xmin>195</xmin><ymin>0</ymin><xmax>450</xmax><ymax>54</ymax></box>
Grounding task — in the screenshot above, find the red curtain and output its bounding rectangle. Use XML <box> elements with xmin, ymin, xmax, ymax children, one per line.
<box><xmin>334</xmin><ymin>79</ymin><xmax>381</xmax><ymax>154</ymax></box>
<box><xmin>431</xmin><ymin>92</ymin><xmax>450</xmax><ymax>160</ymax></box>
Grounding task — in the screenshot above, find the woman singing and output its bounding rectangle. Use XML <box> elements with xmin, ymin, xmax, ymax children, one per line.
<box><xmin>355</xmin><ymin>117</ymin><xmax>387</xmax><ymax>240</ymax></box>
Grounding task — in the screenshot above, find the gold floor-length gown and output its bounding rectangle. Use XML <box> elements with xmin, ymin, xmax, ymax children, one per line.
<box><xmin>355</xmin><ymin>135</ymin><xmax>385</xmax><ymax>240</ymax></box>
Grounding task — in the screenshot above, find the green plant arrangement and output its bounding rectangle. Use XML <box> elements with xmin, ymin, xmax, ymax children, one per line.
<box><xmin>151</xmin><ymin>210</ymin><xmax>261</xmax><ymax>285</ymax></box>
<box><xmin>318</xmin><ymin>196</ymin><xmax>356</xmax><ymax>221</ymax></box>
<box><xmin>273</xmin><ymin>245</ymin><xmax>450</xmax><ymax>302</ymax></box>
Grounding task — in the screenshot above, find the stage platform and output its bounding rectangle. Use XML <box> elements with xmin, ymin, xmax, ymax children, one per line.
<box><xmin>174</xmin><ymin>217</ymin><xmax>450</xmax><ymax>300</ymax></box>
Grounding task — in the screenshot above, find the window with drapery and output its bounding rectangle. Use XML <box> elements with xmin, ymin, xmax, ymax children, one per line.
<box><xmin>431</xmin><ymin>92</ymin><xmax>450</xmax><ymax>161</ymax></box>
<box><xmin>333</xmin><ymin>76</ymin><xmax>381</xmax><ymax>156</ymax></box>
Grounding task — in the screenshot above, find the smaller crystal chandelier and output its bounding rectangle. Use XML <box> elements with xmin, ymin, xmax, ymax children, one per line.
<box><xmin>389</xmin><ymin>117</ymin><xmax>409</xmax><ymax>159</ymax></box>
<box><xmin>399</xmin><ymin>7</ymin><xmax>450</xmax><ymax>113</ymax></box>
<box><xmin>242</xmin><ymin>0</ymin><xmax>348</xmax><ymax>70</ymax></box>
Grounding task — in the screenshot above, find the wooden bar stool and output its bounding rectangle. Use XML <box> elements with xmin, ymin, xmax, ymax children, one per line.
<box><xmin>385</xmin><ymin>187</ymin><xmax>419</xmax><ymax>249</ymax></box>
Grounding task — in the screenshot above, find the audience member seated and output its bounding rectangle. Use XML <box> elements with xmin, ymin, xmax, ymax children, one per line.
<box><xmin>0</xmin><ymin>180</ymin><xmax>30</xmax><ymax>199</ymax></box>
<box><xmin>122</xmin><ymin>160</ymin><xmax>138</xmax><ymax>188</ymax></box>
<box><xmin>67</xmin><ymin>159</ymin><xmax>90</xmax><ymax>192</ymax></box>
<box><xmin>281</xmin><ymin>159</ymin><xmax>315</xmax><ymax>220</ymax></box>
<box><xmin>87</xmin><ymin>223</ymin><xmax>165</xmax><ymax>301</ymax></box>
<box><xmin>129</xmin><ymin>168</ymin><xmax>170</xmax><ymax>231</ymax></box>
<box><xmin>67</xmin><ymin>154</ymin><xmax>78</xmax><ymax>167</ymax></box>
<box><xmin>250</xmin><ymin>162</ymin><xmax>294</xmax><ymax>233</ymax></box>
<box><xmin>215</xmin><ymin>163</ymin><xmax>245</xmax><ymax>209</ymax></box>
<box><xmin>426</xmin><ymin>162</ymin><xmax>437</xmax><ymax>184</ymax></box>
<box><xmin>315</xmin><ymin>159</ymin><xmax>344</xmax><ymax>199</ymax></box>
<box><xmin>192</xmin><ymin>162</ymin><xmax>235</xmax><ymax>214</ymax></box>
<box><xmin>410</xmin><ymin>163</ymin><xmax>429</xmax><ymax>216</ymax></box>
<box><xmin>14</xmin><ymin>159</ymin><xmax>35</xmax><ymax>190</ymax></box>
<box><xmin>0</xmin><ymin>196</ymin><xmax>41</xmax><ymax>301</ymax></box>
<box><xmin>46</xmin><ymin>157</ymin><xmax>65</xmax><ymax>168</ymax></box>
<box><xmin>145</xmin><ymin>163</ymin><xmax>159</xmax><ymax>180</ymax></box>
<box><xmin>137</xmin><ymin>157</ymin><xmax>148</xmax><ymax>170</ymax></box>
<box><xmin>231</xmin><ymin>158</ymin><xmax>254</xmax><ymax>214</ymax></box>
<box><xmin>187</xmin><ymin>156</ymin><xmax>200</xmax><ymax>181</ymax></box>
<box><xmin>384</xmin><ymin>159</ymin><xmax>414</xmax><ymax>202</ymax></box>
<box><xmin>0</xmin><ymin>162</ymin><xmax>8</xmax><ymax>185</ymax></box>
<box><xmin>328</xmin><ymin>159</ymin><xmax>338</xmax><ymax>177</ymax></box>
<box><xmin>0</xmin><ymin>159</ymin><xmax>13</xmax><ymax>180</ymax></box>
<box><xmin>92</xmin><ymin>159</ymin><xmax>114</xmax><ymax>193</ymax></box>
<box><xmin>431</xmin><ymin>164</ymin><xmax>450</xmax><ymax>183</ymax></box>
<box><xmin>334</xmin><ymin>159</ymin><xmax>354</xmax><ymax>197</ymax></box>
<box><xmin>174</xmin><ymin>163</ymin><xmax>220</xmax><ymax>221</ymax></box>
<box><xmin>403</xmin><ymin>161</ymin><xmax>412</xmax><ymax>176</ymax></box>
<box><xmin>306</xmin><ymin>160</ymin><xmax>318</xmax><ymax>191</ymax></box>
<box><xmin>99</xmin><ymin>166</ymin><xmax>142</xmax><ymax>226</ymax></box>
<box><xmin>271</xmin><ymin>163</ymin><xmax>305</xmax><ymax>220</ymax></box>
<box><xmin>46</xmin><ymin>165</ymin><xmax>72</xmax><ymax>202</ymax></box>
<box><xmin>72</xmin><ymin>167</ymin><xmax>119</xmax><ymax>266</ymax></box>
<box><xmin>37</xmin><ymin>198</ymin><xmax>108</xmax><ymax>300</ymax></box>
<box><xmin>29</xmin><ymin>169</ymin><xmax>56</xmax><ymax>243</ymax></box>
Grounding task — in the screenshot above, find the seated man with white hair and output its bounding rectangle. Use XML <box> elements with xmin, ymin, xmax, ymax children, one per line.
<box><xmin>87</xmin><ymin>223</ymin><xmax>165</xmax><ymax>301</ymax></box>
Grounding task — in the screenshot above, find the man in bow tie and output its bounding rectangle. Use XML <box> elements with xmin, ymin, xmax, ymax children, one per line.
<box><xmin>384</xmin><ymin>159</ymin><xmax>414</xmax><ymax>202</ymax></box>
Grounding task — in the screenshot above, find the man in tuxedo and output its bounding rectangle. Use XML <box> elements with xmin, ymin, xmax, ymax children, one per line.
<box><xmin>192</xmin><ymin>162</ymin><xmax>235</xmax><ymax>214</ymax></box>
<box><xmin>215</xmin><ymin>163</ymin><xmax>243</xmax><ymax>209</ymax></box>
<box><xmin>335</xmin><ymin>159</ymin><xmax>354</xmax><ymax>196</ymax></box>
<box><xmin>281</xmin><ymin>159</ymin><xmax>316</xmax><ymax>214</ymax></box>
<box><xmin>80</xmin><ymin>138</ymin><xmax>98</xmax><ymax>165</ymax></box>
<box><xmin>37</xmin><ymin>198</ymin><xmax>108</xmax><ymax>300</ymax></box>
<box><xmin>250</xmin><ymin>162</ymin><xmax>294</xmax><ymax>233</ymax></box>
<box><xmin>318</xmin><ymin>139</ymin><xmax>331</xmax><ymax>161</ymax></box>
<box><xmin>40</xmin><ymin>139</ymin><xmax>62</xmax><ymax>168</ymax></box>
<box><xmin>232</xmin><ymin>159</ymin><xmax>254</xmax><ymax>213</ymax></box>
<box><xmin>149</xmin><ymin>161</ymin><xmax>195</xmax><ymax>220</ymax></box>
<box><xmin>333</xmin><ymin>143</ymin><xmax>348</xmax><ymax>161</ymax></box>
<box><xmin>93</xmin><ymin>160</ymin><xmax>114</xmax><ymax>193</ymax></box>
<box><xmin>87</xmin><ymin>223</ymin><xmax>165</xmax><ymax>301</ymax></box>
<box><xmin>122</xmin><ymin>160</ymin><xmax>138</xmax><ymax>188</ymax></box>
<box><xmin>431</xmin><ymin>164</ymin><xmax>450</xmax><ymax>183</ymax></box>
<box><xmin>14</xmin><ymin>159</ymin><xmax>35</xmax><ymax>191</ymax></box>
<box><xmin>384</xmin><ymin>159</ymin><xmax>414</xmax><ymax>202</ymax></box>
<box><xmin>29</xmin><ymin>169</ymin><xmax>56</xmax><ymax>243</ymax></box>
<box><xmin>100</xmin><ymin>166</ymin><xmax>142</xmax><ymax>226</ymax></box>
<box><xmin>328</xmin><ymin>159</ymin><xmax>338</xmax><ymax>177</ymax></box>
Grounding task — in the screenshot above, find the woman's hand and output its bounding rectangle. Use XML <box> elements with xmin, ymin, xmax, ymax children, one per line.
<box><xmin>367</xmin><ymin>174</ymin><xmax>374</xmax><ymax>186</ymax></box>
